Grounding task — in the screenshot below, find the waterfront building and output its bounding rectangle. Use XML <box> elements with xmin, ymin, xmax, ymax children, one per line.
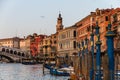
<box><xmin>38</xmin><ymin>39</ymin><xmax>44</xmax><ymax>55</ymax></box>
<box><xmin>75</xmin><ymin>8</ymin><xmax>120</xmax><ymax>79</ymax></box>
<box><xmin>19</xmin><ymin>36</ymin><xmax>26</xmax><ymax>52</ymax></box>
<box><xmin>25</xmin><ymin>33</ymin><xmax>46</xmax><ymax>57</ymax></box>
<box><xmin>42</xmin><ymin>33</ymin><xmax>57</xmax><ymax>55</ymax></box>
<box><xmin>30</xmin><ymin>33</ymin><xmax>45</xmax><ymax>56</ymax></box>
<box><xmin>50</xmin><ymin>33</ymin><xmax>58</xmax><ymax>56</ymax></box>
<box><xmin>25</xmin><ymin>35</ymin><xmax>32</xmax><ymax>56</ymax></box>
<box><xmin>76</xmin><ymin>8</ymin><xmax>120</xmax><ymax>52</ymax></box>
<box><xmin>42</xmin><ymin>36</ymin><xmax>51</xmax><ymax>55</ymax></box>
<box><xmin>57</xmin><ymin>25</ymin><xmax>77</xmax><ymax>56</ymax></box>
<box><xmin>55</xmin><ymin>13</ymin><xmax>77</xmax><ymax>56</ymax></box>
<box><xmin>0</xmin><ymin>37</ymin><xmax>20</xmax><ymax>49</ymax></box>
<box><xmin>37</xmin><ymin>35</ymin><xmax>46</xmax><ymax>54</ymax></box>
<box><xmin>76</xmin><ymin>12</ymin><xmax>96</xmax><ymax>51</ymax></box>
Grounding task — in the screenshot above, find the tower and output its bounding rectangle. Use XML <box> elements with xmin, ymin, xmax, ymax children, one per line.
<box><xmin>56</xmin><ymin>13</ymin><xmax>63</xmax><ymax>32</ymax></box>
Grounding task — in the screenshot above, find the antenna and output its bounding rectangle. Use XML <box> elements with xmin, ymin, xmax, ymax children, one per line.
<box><xmin>15</xmin><ymin>29</ymin><xmax>18</xmax><ymax>37</ymax></box>
<box><xmin>59</xmin><ymin>11</ymin><xmax>61</xmax><ymax>14</ymax></box>
<box><xmin>111</xmin><ymin>4</ymin><xmax>113</xmax><ymax>9</ymax></box>
<box><xmin>39</xmin><ymin>28</ymin><xmax>41</xmax><ymax>34</ymax></box>
<box><xmin>110</xmin><ymin>4</ymin><xmax>113</xmax><ymax>23</ymax></box>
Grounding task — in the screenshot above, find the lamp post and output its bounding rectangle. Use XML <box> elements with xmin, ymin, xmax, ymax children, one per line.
<box><xmin>95</xmin><ymin>21</ymin><xmax>102</xmax><ymax>80</ymax></box>
<box><xmin>105</xmin><ymin>22</ymin><xmax>116</xmax><ymax>80</ymax></box>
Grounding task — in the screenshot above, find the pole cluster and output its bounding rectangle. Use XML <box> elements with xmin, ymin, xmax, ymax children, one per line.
<box><xmin>76</xmin><ymin>21</ymin><xmax>116</xmax><ymax>80</ymax></box>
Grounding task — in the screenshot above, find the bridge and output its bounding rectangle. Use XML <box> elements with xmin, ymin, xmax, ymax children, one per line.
<box><xmin>0</xmin><ymin>46</ymin><xmax>28</xmax><ymax>62</ymax></box>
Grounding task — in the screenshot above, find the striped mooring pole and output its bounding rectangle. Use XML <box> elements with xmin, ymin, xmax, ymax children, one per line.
<box><xmin>90</xmin><ymin>26</ymin><xmax>94</xmax><ymax>80</ymax></box>
<box><xmin>105</xmin><ymin>22</ymin><xmax>116</xmax><ymax>80</ymax></box>
<box><xmin>95</xmin><ymin>21</ymin><xmax>102</xmax><ymax>80</ymax></box>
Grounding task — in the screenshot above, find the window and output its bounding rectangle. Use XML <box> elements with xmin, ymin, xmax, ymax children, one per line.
<box><xmin>79</xmin><ymin>24</ymin><xmax>82</xmax><ymax>27</ymax></box>
<box><xmin>54</xmin><ymin>41</ymin><xmax>56</xmax><ymax>44</ymax></box>
<box><xmin>73</xmin><ymin>31</ymin><xmax>76</xmax><ymax>37</ymax></box>
<box><xmin>50</xmin><ymin>41</ymin><xmax>52</xmax><ymax>44</ymax></box>
<box><xmin>92</xmin><ymin>18</ymin><xmax>95</xmax><ymax>21</ymax></box>
<box><xmin>105</xmin><ymin>16</ymin><xmax>108</xmax><ymax>21</ymax></box>
<box><xmin>106</xmin><ymin>27</ymin><xmax>108</xmax><ymax>31</ymax></box>
<box><xmin>73</xmin><ymin>41</ymin><xmax>76</xmax><ymax>49</ymax></box>
<box><xmin>45</xmin><ymin>40</ymin><xmax>47</xmax><ymax>44</ymax></box>
<box><xmin>60</xmin><ymin>44</ymin><xmax>62</xmax><ymax>49</ymax></box>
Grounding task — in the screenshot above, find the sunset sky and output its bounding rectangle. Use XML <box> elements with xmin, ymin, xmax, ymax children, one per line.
<box><xmin>0</xmin><ymin>0</ymin><xmax>120</xmax><ymax>38</ymax></box>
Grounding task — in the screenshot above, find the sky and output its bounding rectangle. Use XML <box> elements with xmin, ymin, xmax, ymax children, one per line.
<box><xmin>0</xmin><ymin>0</ymin><xmax>120</xmax><ymax>39</ymax></box>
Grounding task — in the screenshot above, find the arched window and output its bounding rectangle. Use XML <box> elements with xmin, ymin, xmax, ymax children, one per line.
<box><xmin>6</xmin><ymin>49</ymin><xmax>9</xmax><ymax>53</ymax></box>
<box><xmin>10</xmin><ymin>50</ymin><xmax>13</xmax><ymax>54</ymax></box>
<box><xmin>2</xmin><ymin>48</ymin><xmax>5</xmax><ymax>52</ymax></box>
<box><xmin>18</xmin><ymin>52</ymin><xmax>21</xmax><ymax>56</ymax></box>
<box><xmin>14</xmin><ymin>51</ymin><xmax>17</xmax><ymax>55</ymax></box>
<box><xmin>22</xmin><ymin>53</ymin><xmax>25</xmax><ymax>57</ymax></box>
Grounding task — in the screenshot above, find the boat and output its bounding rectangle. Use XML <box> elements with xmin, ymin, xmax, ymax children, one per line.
<box><xmin>22</xmin><ymin>59</ymin><xmax>38</xmax><ymax>65</ymax></box>
<box><xmin>22</xmin><ymin>61</ymin><xmax>37</xmax><ymax>65</ymax></box>
<box><xmin>44</xmin><ymin>63</ymin><xmax>55</xmax><ymax>69</ymax></box>
<box><xmin>50</xmin><ymin>67</ymin><xmax>70</xmax><ymax>76</ymax></box>
<box><xmin>57</xmin><ymin>66</ymin><xmax>74</xmax><ymax>74</ymax></box>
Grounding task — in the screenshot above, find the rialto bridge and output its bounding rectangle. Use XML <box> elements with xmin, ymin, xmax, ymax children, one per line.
<box><xmin>0</xmin><ymin>46</ymin><xmax>27</xmax><ymax>62</ymax></box>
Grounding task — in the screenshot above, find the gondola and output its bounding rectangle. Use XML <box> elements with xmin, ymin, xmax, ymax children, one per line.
<box><xmin>50</xmin><ymin>67</ymin><xmax>70</xmax><ymax>76</ymax></box>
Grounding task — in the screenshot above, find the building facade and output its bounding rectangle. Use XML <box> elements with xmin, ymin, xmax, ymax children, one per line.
<box><xmin>57</xmin><ymin>25</ymin><xmax>77</xmax><ymax>56</ymax></box>
<box><xmin>0</xmin><ymin>37</ymin><xmax>20</xmax><ymax>49</ymax></box>
<box><xmin>50</xmin><ymin>33</ymin><xmax>58</xmax><ymax>55</ymax></box>
<box><xmin>24</xmin><ymin>33</ymin><xmax>46</xmax><ymax>57</ymax></box>
<box><xmin>76</xmin><ymin>8</ymin><xmax>120</xmax><ymax>52</ymax></box>
<box><xmin>20</xmin><ymin>38</ymin><xmax>26</xmax><ymax>51</ymax></box>
<box><xmin>42</xmin><ymin>36</ymin><xmax>51</xmax><ymax>55</ymax></box>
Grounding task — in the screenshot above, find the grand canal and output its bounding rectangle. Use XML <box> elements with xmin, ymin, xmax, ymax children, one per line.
<box><xmin>0</xmin><ymin>63</ymin><xmax>69</xmax><ymax>80</ymax></box>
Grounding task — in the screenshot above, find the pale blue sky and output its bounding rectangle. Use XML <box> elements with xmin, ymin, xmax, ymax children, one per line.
<box><xmin>0</xmin><ymin>0</ymin><xmax>120</xmax><ymax>38</ymax></box>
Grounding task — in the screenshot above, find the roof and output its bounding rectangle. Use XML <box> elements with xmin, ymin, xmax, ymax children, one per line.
<box><xmin>58</xmin><ymin>25</ymin><xmax>77</xmax><ymax>33</ymax></box>
<box><xmin>0</xmin><ymin>37</ymin><xmax>20</xmax><ymax>41</ymax></box>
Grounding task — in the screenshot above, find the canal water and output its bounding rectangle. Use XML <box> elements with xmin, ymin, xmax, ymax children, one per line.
<box><xmin>0</xmin><ymin>63</ymin><xmax>69</xmax><ymax>80</ymax></box>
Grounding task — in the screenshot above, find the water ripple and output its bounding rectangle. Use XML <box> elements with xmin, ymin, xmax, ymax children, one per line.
<box><xmin>0</xmin><ymin>63</ymin><xmax>69</xmax><ymax>80</ymax></box>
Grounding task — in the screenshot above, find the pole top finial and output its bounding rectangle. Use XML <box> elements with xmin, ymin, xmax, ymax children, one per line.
<box><xmin>108</xmin><ymin>21</ymin><xmax>112</xmax><ymax>30</ymax></box>
<box><xmin>96</xmin><ymin>21</ymin><xmax>98</xmax><ymax>25</ymax></box>
<box><xmin>58</xmin><ymin>11</ymin><xmax>62</xmax><ymax>19</ymax></box>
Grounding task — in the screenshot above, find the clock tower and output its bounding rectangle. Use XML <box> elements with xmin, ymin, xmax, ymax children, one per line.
<box><xmin>56</xmin><ymin>13</ymin><xmax>63</xmax><ymax>32</ymax></box>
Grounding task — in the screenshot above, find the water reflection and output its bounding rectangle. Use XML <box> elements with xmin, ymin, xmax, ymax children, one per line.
<box><xmin>0</xmin><ymin>63</ymin><xmax>69</xmax><ymax>80</ymax></box>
